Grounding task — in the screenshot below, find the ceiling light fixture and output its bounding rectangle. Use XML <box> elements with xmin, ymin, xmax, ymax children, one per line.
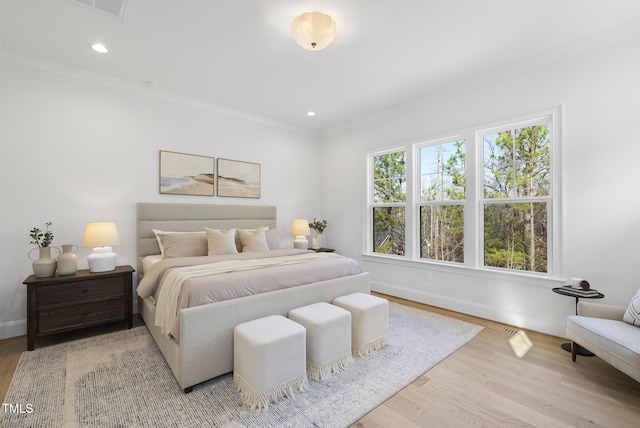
<box><xmin>307</xmin><ymin>111</ymin><xmax>316</xmax><ymax>117</ymax></box>
<box><xmin>91</xmin><ymin>43</ymin><xmax>108</xmax><ymax>53</ymax></box>
<box><xmin>291</xmin><ymin>11</ymin><xmax>336</xmax><ymax>51</ymax></box>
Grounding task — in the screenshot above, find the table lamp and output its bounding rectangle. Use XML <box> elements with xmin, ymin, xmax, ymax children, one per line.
<box><xmin>290</xmin><ymin>219</ymin><xmax>310</xmax><ymax>250</ymax></box>
<box><xmin>81</xmin><ymin>221</ymin><xmax>121</xmax><ymax>272</ymax></box>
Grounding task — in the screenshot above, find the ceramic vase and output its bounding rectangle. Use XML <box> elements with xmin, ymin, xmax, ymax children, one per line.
<box><xmin>29</xmin><ymin>246</ymin><xmax>58</xmax><ymax>277</ymax></box>
<box><xmin>311</xmin><ymin>233</ymin><xmax>322</xmax><ymax>249</ymax></box>
<box><xmin>57</xmin><ymin>244</ymin><xmax>78</xmax><ymax>275</ymax></box>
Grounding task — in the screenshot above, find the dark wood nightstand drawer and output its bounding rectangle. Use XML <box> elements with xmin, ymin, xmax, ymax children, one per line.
<box><xmin>37</xmin><ymin>297</ymin><xmax>126</xmax><ymax>333</ymax></box>
<box><xmin>24</xmin><ymin>265</ymin><xmax>135</xmax><ymax>350</ymax></box>
<box><xmin>38</xmin><ymin>278</ymin><xmax>124</xmax><ymax>306</ymax></box>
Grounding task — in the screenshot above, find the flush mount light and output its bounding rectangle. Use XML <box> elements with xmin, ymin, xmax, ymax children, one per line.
<box><xmin>91</xmin><ymin>43</ymin><xmax>108</xmax><ymax>53</ymax></box>
<box><xmin>307</xmin><ymin>111</ymin><xmax>316</xmax><ymax>117</ymax></box>
<box><xmin>291</xmin><ymin>11</ymin><xmax>336</xmax><ymax>51</ymax></box>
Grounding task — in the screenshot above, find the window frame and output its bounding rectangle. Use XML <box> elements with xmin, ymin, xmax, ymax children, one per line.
<box><xmin>416</xmin><ymin>136</ymin><xmax>467</xmax><ymax>265</ymax></box>
<box><xmin>366</xmin><ymin>147</ymin><xmax>409</xmax><ymax>258</ymax></box>
<box><xmin>365</xmin><ymin>107</ymin><xmax>563</xmax><ymax>279</ymax></box>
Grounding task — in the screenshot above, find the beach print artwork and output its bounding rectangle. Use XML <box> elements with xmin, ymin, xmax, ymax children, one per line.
<box><xmin>217</xmin><ymin>158</ymin><xmax>261</xmax><ymax>198</ymax></box>
<box><xmin>159</xmin><ymin>151</ymin><xmax>215</xmax><ymax>196</ymax></box>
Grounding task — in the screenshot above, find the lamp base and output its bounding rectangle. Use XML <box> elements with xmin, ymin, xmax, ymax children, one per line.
<box><xmin>87</xmin><ymin>247</ymin><xmax>117</xmax><ymax>272</ymax></box>
<box><xmin>293</xmin><ymin>236</ymin><xmax>308</xmax><ymax>250</ymax></box>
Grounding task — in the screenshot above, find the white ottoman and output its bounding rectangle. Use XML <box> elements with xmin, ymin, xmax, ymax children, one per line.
<box><xmin>289</xmin><ymin>302</ymin><xmax>353</xmax><ymax>381</ymax></box>
<box><xmin>233</xmin><ymin>315</ymin><xmax>307</xmax><ymax>411</ymax></box>
<box><xmin>333</xmin><ymin>293</ymin><xmax>389</xmax><ymax>357</ymax></box>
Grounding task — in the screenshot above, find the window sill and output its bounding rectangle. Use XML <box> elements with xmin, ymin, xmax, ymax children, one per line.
<box><xmin>361</xmin><ymin>253</ymin><xmax>566</xmax><ymax>288</ymax></box>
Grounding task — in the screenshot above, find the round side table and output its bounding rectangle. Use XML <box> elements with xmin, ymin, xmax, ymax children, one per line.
<box><xmin>552</xmin><ymin>287</ymin><xmax>604</xmax><ymax>356</ymax></box>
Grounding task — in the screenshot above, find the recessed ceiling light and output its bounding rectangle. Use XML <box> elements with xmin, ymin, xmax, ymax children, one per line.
<box><xmin>307</xmin><ymin>111</ymin><xmax>316</xmax><ymax>117</ymax></box>
<box><xmin>91</xmin><ymin>43</ymin><xmax>108</xmax><ymax>53</ymax></box>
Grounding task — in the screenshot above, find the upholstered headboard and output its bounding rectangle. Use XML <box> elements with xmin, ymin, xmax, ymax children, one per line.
<box><xmin>136</xmin><ymin>203</ymin><xmax>277</xmax><ymax>274</ymax></box>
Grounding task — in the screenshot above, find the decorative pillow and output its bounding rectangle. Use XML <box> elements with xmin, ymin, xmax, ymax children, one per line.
<box><xmin>623</xmin><ymin>288</ymin><xmax>640</xmax><ymax>326</ymax></box>
<box><xmin>205</xmin><ymin>227</ymin><xmax>238</xmax><ymax>255</ymax></box>
<box><xmin>152</xmin><ymin>229</ymin><xmax>206</xmax><ymax>256</ymax></box>
<box><xmin>238</xmin><ymin>226</ymin><xmax>269</xmax><ymax>252</ymax></box>
<box><xmin>265</xmin><ymin>228</ymin><xmax>282</xmax><ymax>250</ymax></box>
<box><xmin>159</xmin><ymin>233</ymin><xmax>208</xmax><ymax>259</ymax></box>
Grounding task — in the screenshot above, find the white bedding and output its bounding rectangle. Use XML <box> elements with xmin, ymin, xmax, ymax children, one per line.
<box><xmin>142</xmin><ymin>254</ymin><xmax>162</xmax><ymax>274</ymax></box>
<box><xmin>155</xmin><ymin>252</ymin><xmax>341</xmax><ymax>337</ymax></box>
<box><xmin>137</xmin><ymin>249</ymin><xmax>364</xmax><ymax>341</ymax></box>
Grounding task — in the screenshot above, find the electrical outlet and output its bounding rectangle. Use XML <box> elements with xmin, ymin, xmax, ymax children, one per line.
<box><xmin>423</xmin><ymin>271</ymin><xmax>431</xmax><ymax>282</ymax></box>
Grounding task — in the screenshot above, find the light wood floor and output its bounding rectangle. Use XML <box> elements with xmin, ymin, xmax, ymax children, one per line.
<box><xmin>2</xmin><ymin>295</ymin><xmax>639</xmax><ymax>427</ymax></box>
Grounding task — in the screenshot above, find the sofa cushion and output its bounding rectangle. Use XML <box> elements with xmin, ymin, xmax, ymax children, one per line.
<box><xmin>623</xmin><ymin>288</ymin><xmax>640</xmax><ymax>326</ymax></box>
<box><xmin>567</xmin><ymin>315</ymin><xmax>640</xmax><ymax>382</ymax></box>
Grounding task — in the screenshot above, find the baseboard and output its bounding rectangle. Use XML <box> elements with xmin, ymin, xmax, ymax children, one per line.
<box><xmin>373</xmin><ymin>280</ymin><xmax>560</xmax><ymax>336</ymax></box>
<box><xmin>0</xmin><ymin>319</ymin><xmax>26</xmax><ymax>341</ymax></box>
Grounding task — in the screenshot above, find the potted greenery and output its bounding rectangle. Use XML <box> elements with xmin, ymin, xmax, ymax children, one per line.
<box><xmin>309</xmin><ymin>218</ymin><xmax>328</xmax><ymax>249</ymax></box>
<box><xmin>28</xmin><ymin>221</ymin><xmax>58</xmax><ymax>277</ymax></box>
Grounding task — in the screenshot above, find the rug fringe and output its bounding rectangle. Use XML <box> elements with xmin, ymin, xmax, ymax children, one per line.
<box><xmin>233</xmin><ymin>372</ymin><xmax>308</xmax><ymax>411</ymax></box>
<box><xmin>308</xmin><ymin>350</ymin><xmax>354</xmax><ymax>381</ymax></box>
<box><xmin>353</xmin><ymin>334</ymin><xmax>388</xmax><ymax>357</ymax></box>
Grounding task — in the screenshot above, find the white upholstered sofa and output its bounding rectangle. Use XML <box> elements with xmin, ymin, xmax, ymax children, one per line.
<box><xmin>566</xmin><ymin>301</ymin><xmax>640</xmax><ymax>383</ymax></box>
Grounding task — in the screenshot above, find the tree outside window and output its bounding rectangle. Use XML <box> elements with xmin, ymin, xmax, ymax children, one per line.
<box><xmin>366</xmin><ymin>110</ymin><xmax>559</xmax><ymax>277</ymax></box>
<box><xmin>419</xmin><ymin>140</ymin><xmax>465</xmax><ymax>262</ymax></box>
<box><xmin>372</xmin><ymin>151</ymin><xmax>405</xmax><ymax>255</ymax></box>
<box><xmin>482</xmin><ymin>124</ymin><xmax>550</xmax><ymax>273</ymax></box>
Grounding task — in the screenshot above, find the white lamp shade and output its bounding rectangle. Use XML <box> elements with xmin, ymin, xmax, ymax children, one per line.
<box><xmin>290</xmin><ymin>219</ymin><xmax>311</xmax><ymax>236</ymax></box>
<box><xmin>291</xmin><ymin>11</ymin><xmax>336</xmax><ymax>50</ymax></box>
<box><xmin>81</xmin><ymin>222</ymin><xmax>120</xmax><ymax>248</ymax></box>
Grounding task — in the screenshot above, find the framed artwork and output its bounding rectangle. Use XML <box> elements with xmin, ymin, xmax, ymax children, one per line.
<box><xmin>159</xmin><ymin>150</ymin><xmax>215</xmax><ymax>196</ymax></box>
<box><xmin>216</xmin><ymin>158</ymin><xmax>261</xmax><ymax>198</ymax></box>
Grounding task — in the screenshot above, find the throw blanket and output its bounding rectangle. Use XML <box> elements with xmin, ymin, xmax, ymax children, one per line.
<box><xmin>155</xmin><ymin>252</ymin><xmax>342</xmax><ymax>337</ymax></box>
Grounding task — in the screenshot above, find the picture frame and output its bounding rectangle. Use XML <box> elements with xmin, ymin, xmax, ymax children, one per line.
<box><xmin>216</xmin><ymin>158</ymin><xmax>261</xmax><ymax>199</ymax></box>
<box><xmin>159</xmin><ymin>150</ymin><xmax>215</xmax><ymax>196</ymax></box>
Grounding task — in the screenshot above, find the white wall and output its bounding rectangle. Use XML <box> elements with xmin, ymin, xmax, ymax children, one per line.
<box><xmin>0</xmin><ymin>59</ymin><xmax>321</xmax><ymax>339</ymax></box>
<box><xmin>321</xmin><ymin>33</ymin><xmax>640</xmax><ymax>336</ymax></box>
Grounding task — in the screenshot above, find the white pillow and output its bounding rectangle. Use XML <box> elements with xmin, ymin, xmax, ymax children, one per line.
<box><xmin>265</xmin><ymin>228</ymin><xmax>282</xmax><ymax>250</ymax></box>
<box><xmin>623</xmin><ymin>288</ymin><xmax>640</xmax><ymax>326</ymax></box>
<box><xmin>205</xmin><ymin>227</ymin><xmax>238</xmax><ymax>255</ymax></box>
<box><xmin>152</xmin><ymin>229</ymin><xmax>206</xmax><ymax>256</ymax></box>
<box><xmin>238</xmin><ymin>226</ymin><xmax>269</xmax><ymax>252</ymax></box>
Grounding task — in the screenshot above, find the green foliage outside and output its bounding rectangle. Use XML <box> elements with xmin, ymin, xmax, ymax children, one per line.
<box><xmin>420</xmin><ymin>140</ymin><xmax>465</xmax><ymax>262</ymax></box>
<box><xmin>371</xmin><ymin>123</ymin><xmax>550</xmax><ymax>273</ymax></box>
<box><xmin>483</xmin><ymin>124</ymin><xmax>550</xmax><ymax>272</ymax></box>
<box><xmin>373</xmin><ymin>152</ymin><xmax>405</xmax><ymax>255</ymax></box>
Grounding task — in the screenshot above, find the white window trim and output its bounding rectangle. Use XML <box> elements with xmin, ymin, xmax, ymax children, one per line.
<box><xmin>365</xmin><ymin>106</ymin><xmax>563</xmax><ymax>280</ymax></box>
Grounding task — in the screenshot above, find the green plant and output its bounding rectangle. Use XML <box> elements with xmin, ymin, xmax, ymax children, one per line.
<box><xmin>309</xmin><ymin>218</ymin><xmax>328</xmax><ymax>234</ymax></box>
<box><xmin>29</xmin><ymin>221</ymin><xmax>54</xmax><ymax>247</ymax></box>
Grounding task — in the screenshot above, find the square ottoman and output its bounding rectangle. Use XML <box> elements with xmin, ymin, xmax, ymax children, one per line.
<box><xmin>289</xmin><ymin>302</ymin><xmax>353</xmax><ymax>381</ymax></box>
<box><xmin>233</xmin><ymin>315</ymin><xmax>307</xmax><ymax>411</ymax></box>
<box><xmin>333</xmin><ymin>293</ymin><xmax>389</xmax><ymax>357</ymax></box>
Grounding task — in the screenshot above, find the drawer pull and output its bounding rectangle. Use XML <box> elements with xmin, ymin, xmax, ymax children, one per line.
<box><xmin>82</xmin><ymin>289</ymin><xmax>89</xmax><ymax>293</ymax></box>
<box><xmin>82</xmin><ymin>311</ymin><xmax>88</xmax><ymax>316</ymax></box>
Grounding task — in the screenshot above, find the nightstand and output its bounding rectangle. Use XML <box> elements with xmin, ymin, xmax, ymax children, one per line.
<box><xmin>23</xmin><ymin>265</ymin><xmax>134</xmax><ymax>350</ymax></box>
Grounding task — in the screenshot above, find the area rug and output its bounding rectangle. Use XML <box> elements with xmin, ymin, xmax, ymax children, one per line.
<box><xmin>2</xmin><ymin>302</ymin><xmax>483</xmax><ymax>428</ymax></box>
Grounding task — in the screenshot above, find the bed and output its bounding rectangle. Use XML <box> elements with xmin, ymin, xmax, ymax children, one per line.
<box><xmin>136</xmin><ymin>202</ymin><xmax>371</xmax><ymax>392</ymax></box>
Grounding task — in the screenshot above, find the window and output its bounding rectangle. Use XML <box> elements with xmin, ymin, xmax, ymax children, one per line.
<box><xmin>371</xmin><ymin>150</ymin><xmax>406</xmax><ymax>255</ymax></box>
<box><xmin>366</xmin><ymin>109</ymin><xmax>561</xmax><ymax>276</ymax></box>
<box><xmin>481</xmin><ymin>121</ymin><xmax>551</xmax><ymax>273</ymax></box>
<box><xmin>419</xmin><ymin>139</ymin><xmax>465</xmax><ymax>262</ymax></box>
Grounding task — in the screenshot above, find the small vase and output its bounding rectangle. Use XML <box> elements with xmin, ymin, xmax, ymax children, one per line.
<box><xmin>311</xmin><ymin>233</ymin><xmax>322</xmax><ymax>249</ymax></box>
<box><xmin>29</xmin><ymin>246</ymin><xmax>59</xmax><ymax>278</ymax></box>
<box><xmin>57</xmin><ymin>244</ymin><xmax>78</xmax><ymax>275</ymax></box>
